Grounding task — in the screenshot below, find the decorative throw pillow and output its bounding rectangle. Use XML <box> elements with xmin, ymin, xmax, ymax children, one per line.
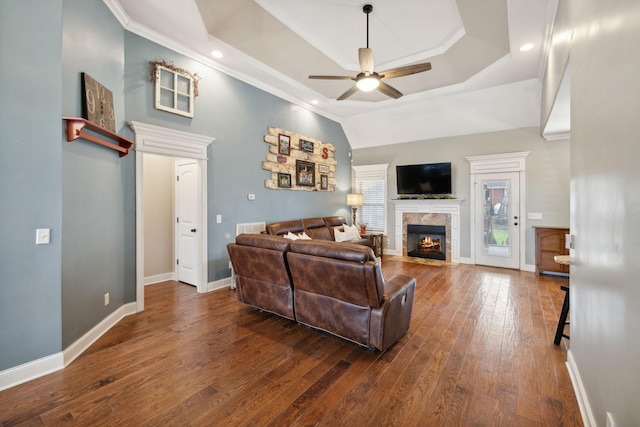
<box><xmin>347</xmin><ymin>224</ymin><xmax>362</xmax><ymax>238</ymax></box>
<box><xmin>284</xmin><ymin>231</ymin><xmax>299</xmax><ymax>240</ymax></box>
<box><xmin>334</xmin><ymin>228</ymin><xmax>352</xmax><ymax>242</ymax></box>
<box><xmin>335</xmin><ymin>225</ymin><xmax>361</xmax><ymax>242</ymax></box>
<box><xmin>297</xmin><ymin>232</ymin><xmax>312</xmax><ymax>240</ymax></box>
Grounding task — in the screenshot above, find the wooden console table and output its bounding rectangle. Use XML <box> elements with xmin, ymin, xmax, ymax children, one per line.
<box><xmin>533</xmin><ymin>226</ymin><xmax>570</xmax><ymax>276</ymax></box>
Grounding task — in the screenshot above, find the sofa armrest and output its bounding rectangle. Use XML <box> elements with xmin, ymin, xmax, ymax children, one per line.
<box><xmin>369</xmin><ymin>274</ymin><xmax>416</xmax><ymax>351</ymax></box>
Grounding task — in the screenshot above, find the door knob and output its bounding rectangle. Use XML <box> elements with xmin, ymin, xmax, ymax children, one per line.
<box><xmin>513</xmin><ymin>215</ymin><xmax>519</xmax><ymax>219</ymax></box>
<box><xmin>190</xmin><ymin>228</ymin><xmax>197</xmax><ymax>233</ymax></box>
<box><xmin>514</xmin><ymin>222</ymin><xmax>518</xmax><ymax>226</ymax></box>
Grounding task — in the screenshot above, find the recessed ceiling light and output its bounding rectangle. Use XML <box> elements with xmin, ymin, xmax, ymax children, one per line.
<box><xmin>520</xmin><ymin>43</ymin><xmax>534</xmax><ymax>52</ymax></box>
<box><xmin>311</xmin><ymin>100</ymin><xmax>319</xmax><ymax>105</ymax></box>
<box><xmin>211</xmin><ymin>50</ymin><xmax>223</xmax><ymax>58</ymax></box>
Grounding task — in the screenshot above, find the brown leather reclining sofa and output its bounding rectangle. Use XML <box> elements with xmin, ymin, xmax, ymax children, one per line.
<box><xmin>227</xmin><ymin>233</ymin><xmax>416</xmax><ymax>351</ymax></box>
<box><xmin>265</xmin><ymin>216</ymin><xmax>372</xmax><ymax>247</ymax></box>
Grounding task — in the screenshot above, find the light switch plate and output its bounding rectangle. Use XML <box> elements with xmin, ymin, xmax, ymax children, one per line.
<box><xmin>216</xmin><ymin>215</ymin><xmax>222</xmax><ymax>223</ymax></box>
<box><xmin>36</xmin><ymin>228</ymin><xmax>50</xmax><ymax>245</ymax></box>
<box><xmin>528</xmin><ymin>213</ymin><xmax>543</xmax><ymax>220</ymax></box>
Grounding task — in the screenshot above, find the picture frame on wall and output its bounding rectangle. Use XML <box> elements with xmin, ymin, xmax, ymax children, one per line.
<box><xmin>296</xmin><ymin>160</ymin><xmax>315</xmax><ymax>187</ymax></box>
<box><xmin>278</xmin><ymin>134</ymin><xmax>290</xmax><ymax>156</ymax></box>
<box><xmin>300</xmin><ymin>139</ymin><xmax>314</xmax><ymax>153</ymax></box>
<box><xmin>318</xmin><ymin>164</ymin><xmax>330</xmax><ymax>174</ymax></box>
<box><xmin>320</xmin><ymin>174</ymin><xmax>328</xmax><ymax>190</ymax></box>
<box><xmin>278</xmin><ymin>173</ymin><xmax>292</xmax><ymax>188</ymax></box>
<box><xmin>81</xmin><ymin>73</ymin><xmax>116</xmax><ymax>132</ymax></box>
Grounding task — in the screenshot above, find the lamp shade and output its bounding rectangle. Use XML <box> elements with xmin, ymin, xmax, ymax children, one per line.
<box><xmin>347</xmin><ymin>193</ymin><xmax>363</xmax><ymax>207</ymax></box>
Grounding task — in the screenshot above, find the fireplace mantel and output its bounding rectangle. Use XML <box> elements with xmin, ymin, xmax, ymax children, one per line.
<box><xmin>392</xmin><ymin>199</ymin><xmax>464</xmax><ymax>262</ymax></box>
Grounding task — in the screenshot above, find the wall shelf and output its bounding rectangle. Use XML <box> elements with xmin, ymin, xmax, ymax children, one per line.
<box><xmin>63</xmin><ymin>117</ymin><xmax>134</xmax><ymax>157</ymax></box>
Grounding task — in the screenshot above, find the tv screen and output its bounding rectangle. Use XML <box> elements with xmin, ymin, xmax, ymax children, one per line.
<box><xmin>396</xmin><ymin>162</ymin><xmax>452</xmax><ymax>195</ymax></box>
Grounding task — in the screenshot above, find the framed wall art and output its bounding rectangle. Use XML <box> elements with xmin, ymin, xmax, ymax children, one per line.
<box><xmin>300</xmin><ymin>139</ymin><xmax>314</xmax><ymax>153</ymax></box>
<box><xmin>320</xmin><ymin>174</ymin><xmax>328</xmax><ymax>190</ymax></box>
<box><xmin>81</xmin><ymin>73</ymin><xmax>115</xmax><ymax>132</ymax></box>
<box><xmin>296</xmin><ymin>160</ymin><xmax>315</xmax><ymax>187</ymax></box>
<box><xmin>278</xmin><ymin>134</ymin><xmax>290</xmax><ymax>156</ymax></box>
<box><xmin>278</xmin><ymin>173</ymin><xmax>292</xmax><ymax>188</ymax></box>
<box><xmin>318</xmin><ymin>164</ymin><xmax>330</xmax><ymax>174</ymax></box>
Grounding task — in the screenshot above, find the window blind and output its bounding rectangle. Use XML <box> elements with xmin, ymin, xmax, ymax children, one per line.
<box><xmin>357</xmin><ymin>179</ymin><xmax>385</xmax><ymax>231</ymax></box>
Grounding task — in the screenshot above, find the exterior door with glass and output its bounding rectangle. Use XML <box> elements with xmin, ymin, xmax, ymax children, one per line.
<box><xmin>475</xmin><ymin>172</ymin><xmax>520</xmax><ymax>269</ymax></box>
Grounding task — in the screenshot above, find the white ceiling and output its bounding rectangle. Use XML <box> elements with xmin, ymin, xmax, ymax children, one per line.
<box><xmin>107</xmin><ymin>0</ymin><xmax>559</xmax><ymax>149</ymax></box>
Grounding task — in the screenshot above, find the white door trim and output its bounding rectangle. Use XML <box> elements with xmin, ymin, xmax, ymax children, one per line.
<box><xmin>466</xmin><ymin>152</ymin><xmax>529</xmax><ymax>269</ymax></box>
<box><xmin>130</xmin><ymin>121</ymin><xmax>214</xmax><ymax>311</ymax></box>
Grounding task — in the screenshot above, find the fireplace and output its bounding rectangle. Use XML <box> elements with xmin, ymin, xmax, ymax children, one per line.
<box><xmin>394</xmin><ymin>199</ymin><xmax>462</xmax><ymax>262</ymax></box>
<box><xmin>407</xmin><ymin>224</ymin><xmax>446</xmax><ymax>260</ymax></box>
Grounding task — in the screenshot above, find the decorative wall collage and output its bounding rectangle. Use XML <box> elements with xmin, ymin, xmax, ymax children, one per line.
<box><xmin>262</xmin><ymin>126</ymin><xmax>337</xmax><ymax>191</ymax></box>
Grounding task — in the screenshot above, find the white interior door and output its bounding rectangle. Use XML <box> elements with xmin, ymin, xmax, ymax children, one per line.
<box><xmin>176</xmin><ymin>160</ymin><xmax>200</xmax><ymax>286</ymax></box>
<box><xmin>475</xmin><ymin>172</ymin><xmax>520</xmax><ymax>269</ymax></box>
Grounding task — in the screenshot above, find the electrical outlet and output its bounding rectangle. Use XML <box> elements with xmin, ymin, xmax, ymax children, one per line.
<box><xmin>528</xmin><ymin>213</ymin><xmax>543</xmax><ymax>220</ymax></box>
<box><xmin>104</xmin><ymin>293</ymin><xmax>110</xmax><ymax>306</ymax></box>
<box><xmin>248</xmin><ymin>194</ymin><xmax>256</xmax><ymax>200</ymax></box>
<box><xmin>216</xmin><ymin>215</ymin><xmax>222</xmax><ymax>223</ymax></box>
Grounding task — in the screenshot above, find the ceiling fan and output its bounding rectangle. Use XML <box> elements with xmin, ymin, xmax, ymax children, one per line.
<box><xmin>309</xmin><ymin>4</ymin><xmax>432</xmax><ymax>101</ymax></box>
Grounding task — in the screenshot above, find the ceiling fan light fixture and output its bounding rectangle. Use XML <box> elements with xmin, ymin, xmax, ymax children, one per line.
<box><xmin>356</xmin><ymin>76</ymin><xmax>380</xmax><ymax>92</ymax></box>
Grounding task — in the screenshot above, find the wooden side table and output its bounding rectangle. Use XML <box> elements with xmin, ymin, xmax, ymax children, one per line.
<box><xmin>367</xmin><ymin>233</ymin><xmax>383</xmax><ymax>258</ymax></box>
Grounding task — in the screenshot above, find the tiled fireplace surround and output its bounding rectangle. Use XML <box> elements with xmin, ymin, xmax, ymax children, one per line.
<box><xmin>393</xmin><ymin>199</ymin><xmax>463</xmax><ymax>263</ymax></box>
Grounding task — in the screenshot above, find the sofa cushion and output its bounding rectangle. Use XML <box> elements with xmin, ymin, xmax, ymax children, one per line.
<box><xmin>289</xmin><ymin>240</ymin><xmax>375</xmax><ymax>263</ymax></box>
<box><xmin>235</xmin><ymin>233</ymin><xmax>289</xmax><ymax>250</ymax></box>
<box><xmin>302</xmin><ymin>217</ymin><xmax>332</xmax><ymax>240</ymax></box>
<box><xmin>266</xmin><ymin>220</ymin><xmax>305</xmax><ymax>236</ymax></box>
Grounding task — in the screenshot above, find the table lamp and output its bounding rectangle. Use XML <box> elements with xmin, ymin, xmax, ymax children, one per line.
<box><xmin>346</xmin><ymin>193</ymin><xmax>363</xmax><ymax>226</ymax></box>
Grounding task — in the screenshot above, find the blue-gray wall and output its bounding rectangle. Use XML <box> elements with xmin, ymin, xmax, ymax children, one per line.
<box><xmin>0</xmin><ymin>0</ymin><xmax>63</xmax><ymax>370</ymax></box>
<box><xmin>123</xmin><ymin>33</ymin><xmax>353</xmax><ymax>281</ymax></box>
<box><xmin>60</xmin><ymin>0</ymin><xmax>134</xmax><ymax>348</ymax></box>
<box><xmin>1</xmin><ymin>0</ymin><xmax>352</xmax><ymax>372</ymax></box>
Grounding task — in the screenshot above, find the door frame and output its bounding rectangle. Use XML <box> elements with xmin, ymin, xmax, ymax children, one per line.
<box><xmin>466</xmin><ymin>152</ymin><xmax>529</xmax><ymax>270</ymax></box>
<box><xmin>130</xmin><ymin>121</ymin><xmax>214</xmax><ymax>311</ymax></box>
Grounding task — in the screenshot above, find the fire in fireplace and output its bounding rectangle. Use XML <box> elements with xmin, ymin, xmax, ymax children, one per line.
<box><xmin>407</xmin><ymin>224</ymin><xmax>446</xmax><ymax>260</ymax></box>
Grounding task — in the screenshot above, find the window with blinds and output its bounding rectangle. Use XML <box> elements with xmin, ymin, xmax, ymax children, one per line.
<box><xmin>357</xmin><ymin>179</ymin><xmax>385</xmax><ymax>231</ymax></box>
<box><xmin>353</xmin><ymin>164</ymin><xmax>388</xmax><ymax>233</ymax></box>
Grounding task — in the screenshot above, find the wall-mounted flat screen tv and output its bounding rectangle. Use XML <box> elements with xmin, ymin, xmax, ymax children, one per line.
<box><xmin>396</xmin><ymin>162</ymin><xmax>452</xmax><ymax>195</ymax></box>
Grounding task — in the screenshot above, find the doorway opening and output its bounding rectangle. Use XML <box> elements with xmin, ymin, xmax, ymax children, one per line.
<box><xmin>130</xmin><ymin>121</ymin><xmax>214</xmax><ymax>312</ymax></box>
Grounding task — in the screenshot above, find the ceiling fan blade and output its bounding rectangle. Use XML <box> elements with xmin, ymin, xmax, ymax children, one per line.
<box><xmin>380</xmin><ymin>62</ymin><xmax>432</xmax><ymax>80</ymax></box>
<box><xmin>337</xmin><ymin>85</ymin><xmax>359</xmax><ymax>101</ymax></box>
<box><xmin>358</xmin><ymin>48</ymin><xmax>374</xmax><ymax>73</ymax></box>
<box><xmin>377</xmin><ymin>81</ymin><xmax>403</xmax><ymax>99</ymax></box>
<box><xmin>309</xmin><ymin>75</ymin><xmax>354</xmax><ymax>80</ymax></box>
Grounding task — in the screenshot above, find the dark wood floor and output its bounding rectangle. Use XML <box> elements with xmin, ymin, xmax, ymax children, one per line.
<box><xmin>1</xmin><ymin>258</ymin><xmax>581</xmax><ymax>426</ymax></box>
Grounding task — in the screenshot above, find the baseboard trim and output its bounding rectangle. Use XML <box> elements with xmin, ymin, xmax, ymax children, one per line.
<box><xmin>0</xmin><ymin>301</ymin><xmax>138</xmax><ymax>392</ymax></box>
<box><xmin>566</xmin><ymin>350</ymin><xmax>596</xmax><ymax>427</ymax></box>
<box><xmin>144</xmin><ymin>272</ymin><xmax>175</xmax><ymax>285</ymax></box>
<box><xmin>63</xmin><ymin>302</ymin><xmax>138</xmax><ymax>366</ymax></box>
<box><xmin>206</xmin><ymin>277</ymin><xmax>233</xmax><ymax>293</ymax></box>
<box><xmin>0</xmin><ymin>352</ymin><xmax>64</xmax><ymax>392</ymax></box>
<box><xmin>522</xmin><ymin>263</ymin><xmax>536</xmax><ymax>273</ymax></box>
